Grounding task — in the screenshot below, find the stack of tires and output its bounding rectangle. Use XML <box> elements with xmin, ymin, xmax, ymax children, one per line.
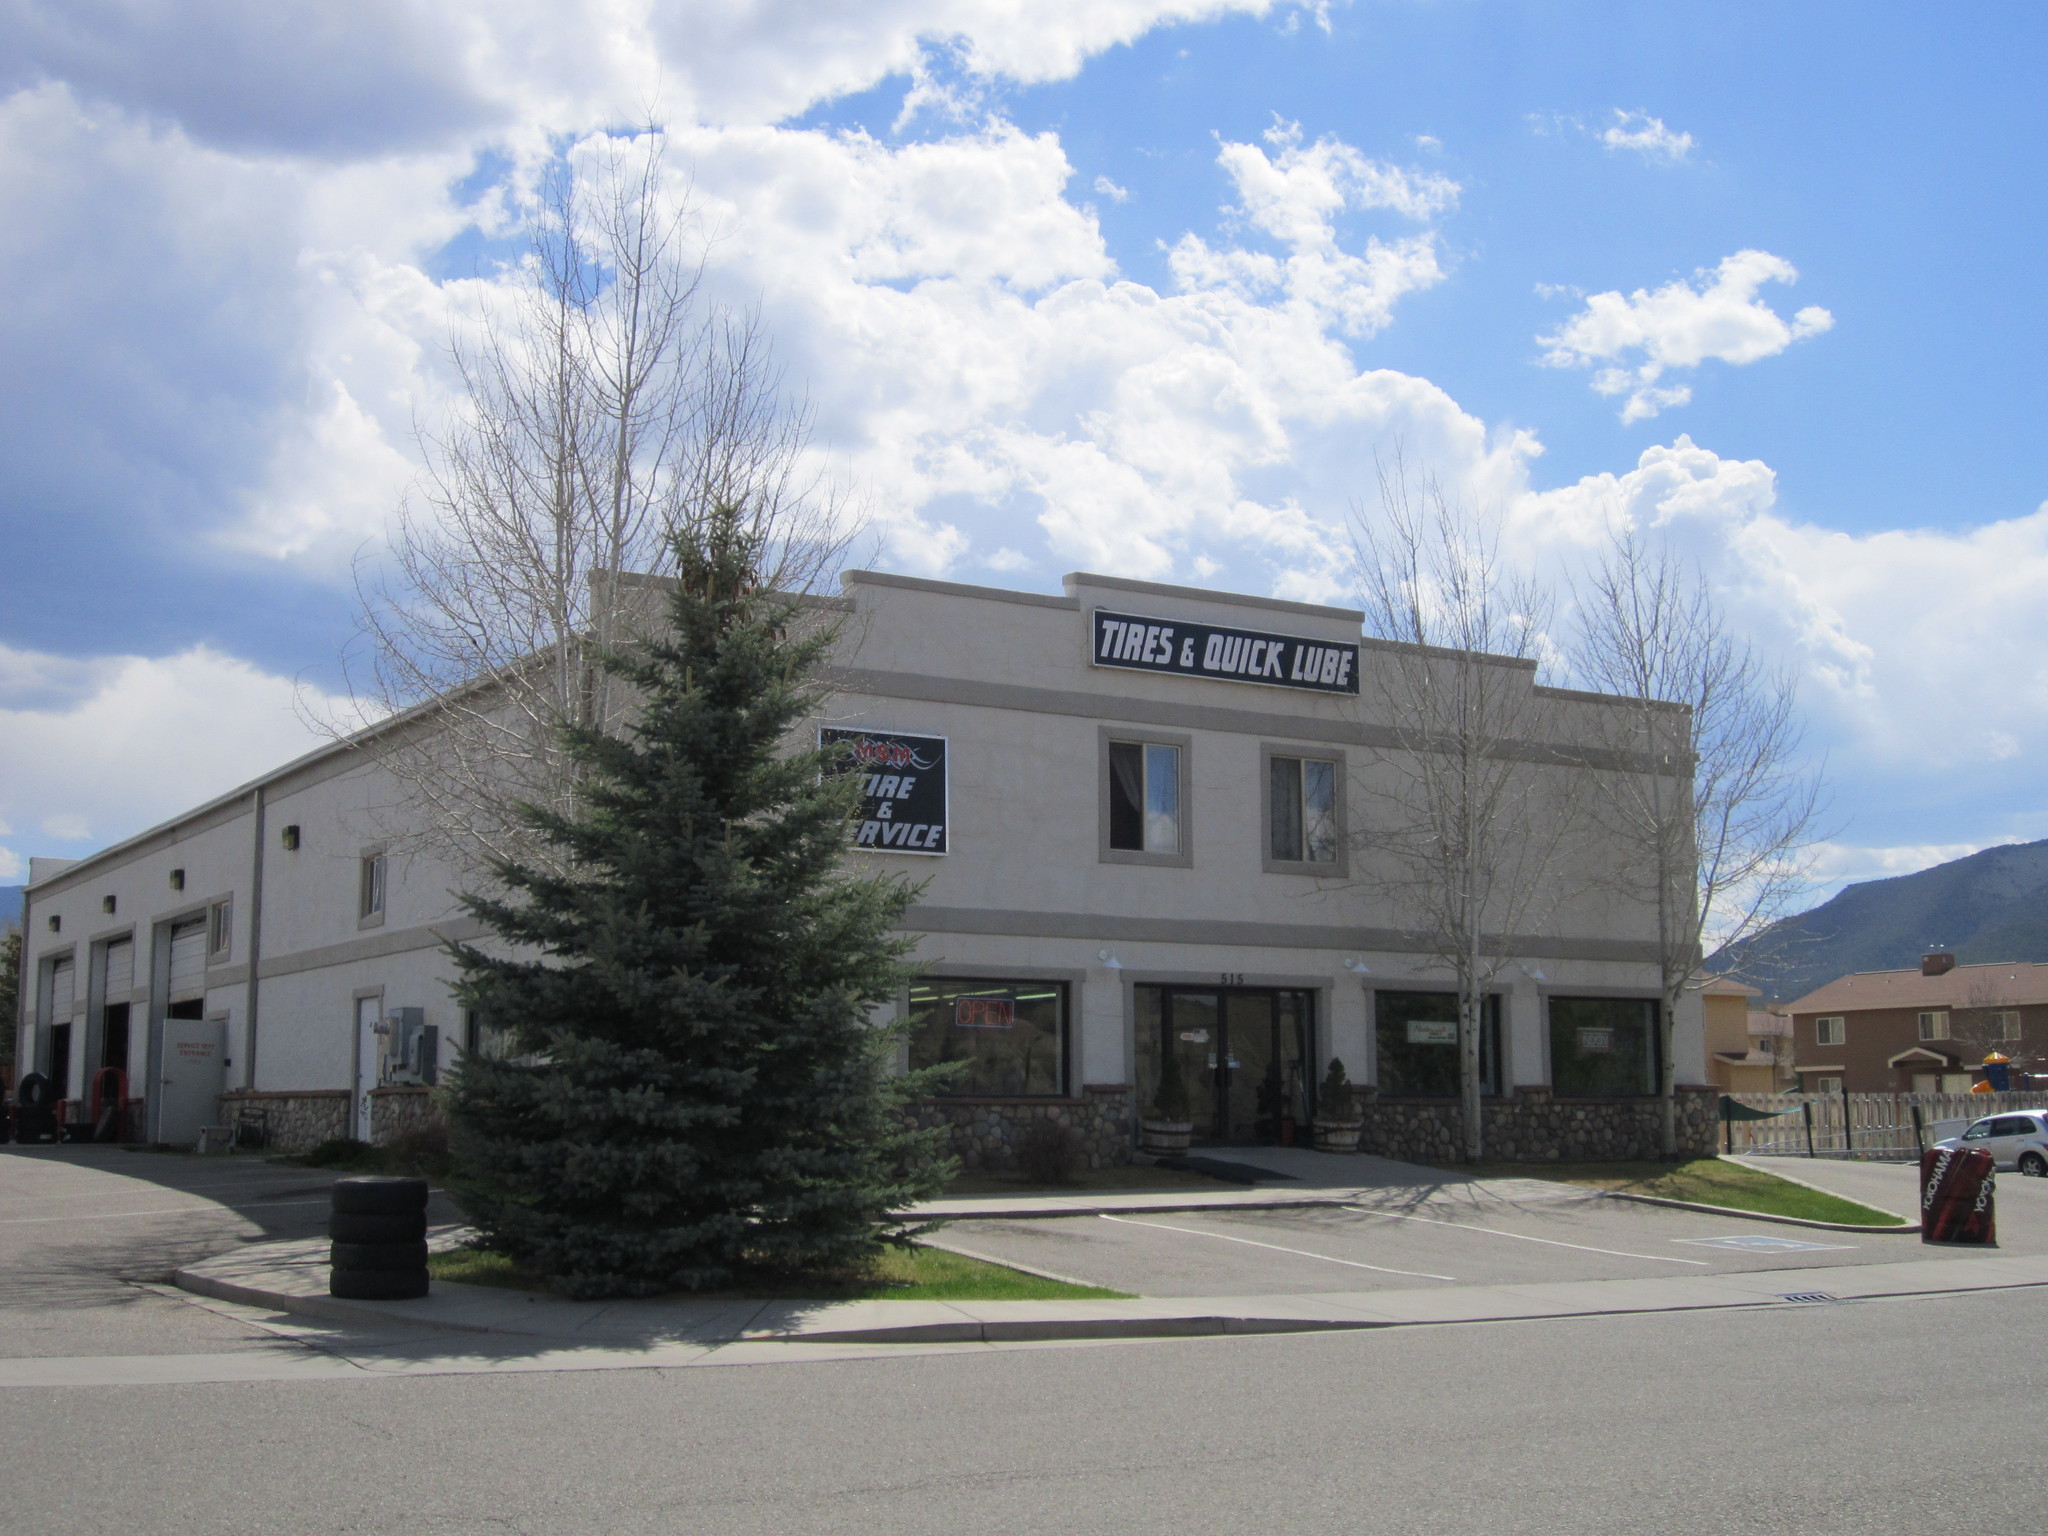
<box><xmin>329</xmin><ymin>1176</ymin><xmax>431</xmax><ymax>1299</ymax></box>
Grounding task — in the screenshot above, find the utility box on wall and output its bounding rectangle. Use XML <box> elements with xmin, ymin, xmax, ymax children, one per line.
<box><xmin>381</xmin><ymin>1008</ymin><xmax>439</xmax><ymax>1087</ymax></box>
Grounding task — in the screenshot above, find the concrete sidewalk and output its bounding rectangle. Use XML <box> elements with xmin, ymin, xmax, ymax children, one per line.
<box><xmin>172</xmin><ymin>1228</ymin><xmax>2048</xmax><ymax>1351</ymax></box>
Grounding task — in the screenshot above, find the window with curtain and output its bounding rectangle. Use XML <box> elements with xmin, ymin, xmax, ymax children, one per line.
<box><xmin>1109</xmin><ymin>740</ymin><xmax>1181</xmax><ymax>854</ymax></box>
<box><xmin>1268</xmin><ymin>755</ymin><xmax>1337</xmax><ymax>863</ymax></box>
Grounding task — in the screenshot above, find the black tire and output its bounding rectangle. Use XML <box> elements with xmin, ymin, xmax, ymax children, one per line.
<box><xmin>329</xmin><ymin>1266</ymin><xmax>430</xmax><ymax>1301</ymax></box>
<box><xmin>330</xmin><ymin>1176</ymin><xmax>429</xmax><ymax>1215</ymax></box>
<box><xmin>329</xmin><ymin>1211</ymin><xmax>426</xmax><ymax>1244</ymax></box>
<box><xmin>2019</xmin><ymin>1152</ymin><xmax>2047</xmax><ymax>1178</ymax></box>
<box><xmin>330</xmin><ymin>1240</ymin><xmax>430</xmax><ymax>1271</ymax></box>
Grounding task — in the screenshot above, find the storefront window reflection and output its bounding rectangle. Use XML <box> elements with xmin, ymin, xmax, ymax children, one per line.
<box><xmin>908</xmin><ymin>979</ymin><xmax>1067</xmax><ymax>1097</ymax></box>
<box><xmin>1548</xmin><ymin>996</ymin><xmax>1659</xmax><ymax>1096</ymax></box>
<box><xmin>1373</xmin><ymin>990</ymin><xmax>1501</xmax><ymax>1098</ymax></box>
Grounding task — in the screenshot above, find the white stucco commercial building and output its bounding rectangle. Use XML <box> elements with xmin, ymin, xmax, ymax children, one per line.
<box><xmin>13</xmin><ymin>570</ymin><xmax>1714</xmax><ymax>1164</ymax></box>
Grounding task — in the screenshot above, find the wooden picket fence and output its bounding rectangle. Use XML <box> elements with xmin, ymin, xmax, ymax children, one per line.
<box><xmin>1721</xmin><ymin>1090</ymin><xmax>2048</xmax><ymax>1160</ymax></box>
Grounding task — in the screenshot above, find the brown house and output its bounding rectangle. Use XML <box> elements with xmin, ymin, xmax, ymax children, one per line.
<box><xmin>1783</xmin><ymin>955</ymin><xmax>2048</xmax><ymax>1094</ymax></box>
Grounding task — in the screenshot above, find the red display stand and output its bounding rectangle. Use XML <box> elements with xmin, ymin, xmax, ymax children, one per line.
<box><xmin>1921</xmin><ymin>1146</ymin><xmax>1996</xmax><ymax>1245</ymax></box>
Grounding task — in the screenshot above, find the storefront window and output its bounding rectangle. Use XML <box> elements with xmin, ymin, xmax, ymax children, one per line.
<box><xmin>1373</xmin><ymin>991</ymin><xmax>1500</xmax><ymax>1098</ymax></box>
<box><xmin>1549</xmin><ymin>997</ymin><xmax>1659</xmax><ymax>1096</ymax></box>
<box><xmin>907</xmin><ymin>979</ymin><xmax>1067</xmax><ymax>1097</ymax></box>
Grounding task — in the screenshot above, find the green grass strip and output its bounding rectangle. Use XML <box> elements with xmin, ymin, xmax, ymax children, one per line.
<box><xmin>1634</xmin><ymin>1159</ymin><xmax>1907</xmax><ymax>1225</ymax></box>
<box><xmin>426</xmin><ymin>1242</ymin><xmax>1132</xmax><ymax>1301</ymax></box>
<box><xmin>1467</xmin><ymin>1158</ymin><xmax>1907</xmax><ymax>1225</ymax></box>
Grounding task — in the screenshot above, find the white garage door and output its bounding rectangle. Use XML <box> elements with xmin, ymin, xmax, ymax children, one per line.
<box><xmin>48</xmin><ymin>955</ymin><xmax>74</xmax><ymax>1022</ymax></box>
<box><xmin>104</xmin><ymin>938</ymin><xmax>133</xmax><ymax>998</ymax></box>
<box><xmin>168</xmin><ymin>919</ymin><xmax>207</xmax><ymax>1001</ymax></box>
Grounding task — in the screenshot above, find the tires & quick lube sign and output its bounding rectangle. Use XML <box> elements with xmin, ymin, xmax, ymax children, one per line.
<box><xmin>821</xmin><ymin>728</ymin><xmax>949</xmax><ymax>855</ymax></box>
<box><xmin>1090</xmin><ymin>609</ymin><xmax>1359</xmax><ymax>695</ymax></box>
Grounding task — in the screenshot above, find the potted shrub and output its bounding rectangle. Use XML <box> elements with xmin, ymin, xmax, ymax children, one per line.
<box><xmin>1312</xmin><ymin>1057</ymin><xmax>1364</xmax><ymax>1153</ymax></box>
<box><xmin>1140</xmin><ymin>1048</ymin><xmax>1195</xmax><ymax>1157</ymax></box>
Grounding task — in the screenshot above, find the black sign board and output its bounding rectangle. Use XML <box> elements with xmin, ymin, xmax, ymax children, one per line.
<box><xmin>820</xmin><ymin>728</ymin><xmax>948</xmax><ymax>856</ymax></box>
<box><xmin>1090</xmin><ymin>608</ymin><xmax>1359</xmax><ymax>694</ymax></box>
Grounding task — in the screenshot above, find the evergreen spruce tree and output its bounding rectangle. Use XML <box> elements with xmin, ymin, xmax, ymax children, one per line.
<box><xmin>442</xmin><ymin>504</ymin><xmax>954</xmax><ymax>1298</ymax></box>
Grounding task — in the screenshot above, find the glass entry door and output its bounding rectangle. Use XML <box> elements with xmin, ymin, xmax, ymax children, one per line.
<box><xmin>1141</xmin><ymin>986</ymin><xmax>1314</xmax><ymax>1144</ymax></box>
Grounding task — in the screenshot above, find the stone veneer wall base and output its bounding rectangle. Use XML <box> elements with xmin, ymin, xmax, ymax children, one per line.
<box><xmin>215</xmin><ymin>1090</ymin><xmax>349</xmax><ymax>1154</ymax></box>
<box><xmin>1354</xmin><ymin>1084</ymin><xmax>1719</xmax><ymax>1163</ymax></box>
<box><xmin>907</xmin><ymin>1084</ymin><xmax>1135</xmax><ymax>1174</ymax></box>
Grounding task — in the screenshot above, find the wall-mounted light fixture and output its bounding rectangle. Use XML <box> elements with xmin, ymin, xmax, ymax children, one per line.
<box><xmin>1096</xmin><ymin>948</ymin><xmax>1124</xmax><ymax>971</ymax></box>
<box><xmin>169</xmin><ymin>868</ymin><xmax>185</xmax><ymax>891</ymax></box>
<box><xmin>1521</xmin><ymin>965</ymin><xmax>1549</xmax><ymax>983</ymax></box>
<box><xmin>1342</xmin><ymin>958</ymin><xmax>1372</xmax><ymax>974</ymax></box>
<box><xmin>280</xmin><ymin>825</ymin><xmax>301</xmax><ymax>851</ymax></box>
<box><xmin>47</xmin><ymin>914</ymin><xmax>60</xmax><ymax>933</ymax></box>
<box><xmin>101</xmin><ymin>895</ymin><xmax>116</xmax><ymax>914</ymax></box>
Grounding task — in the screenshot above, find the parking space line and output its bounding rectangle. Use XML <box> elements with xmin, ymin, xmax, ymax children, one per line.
<box><xmin>1343</xmin><ymin>1206</ymin><xmax>1712</xmax><ymax>1265</ymax></box>
<box><xmin>1099</xmin><ymin>1214</ymin><xmax>1458</xmax><ymax>1281</ymax></box>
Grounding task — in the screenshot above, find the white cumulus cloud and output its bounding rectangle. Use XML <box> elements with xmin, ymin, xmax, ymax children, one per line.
<box><xmin>1600</xmin><ymin>110</ymin><xmax>1694</xmax><ymax>164</ymax></box>
<box><xmin>0</xmin><ymin>644</ymin><xmax>360</xmax><ymax>869</ymax></box>
<box><xmin>1538</xmin><ymin>249</ymin><xmax>1834</xmax><ymax>422</ymax></box>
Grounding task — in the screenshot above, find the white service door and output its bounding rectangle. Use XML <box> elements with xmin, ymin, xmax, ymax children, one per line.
<box><xmin>353</xmin><ymin>997</ymin><xmax>381</xmax><ymax>1141</ymax></box>
<box><xmin>158</xmin><ymin>1017</ymin><xmax>225</xmax><ymax>1146</ymax></box>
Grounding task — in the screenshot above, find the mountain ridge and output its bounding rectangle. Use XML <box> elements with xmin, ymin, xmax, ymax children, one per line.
<box><xmin>1708</xmin><ymin>839</ymin><xmax>2048</xmax><ymax>1003</ymax></box>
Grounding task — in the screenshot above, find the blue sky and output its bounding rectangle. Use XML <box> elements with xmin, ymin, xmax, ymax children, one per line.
<box><xmin>2</xmin><ymin>0</ymin><xmax>2045</xmax><ymax>902</ymax></box>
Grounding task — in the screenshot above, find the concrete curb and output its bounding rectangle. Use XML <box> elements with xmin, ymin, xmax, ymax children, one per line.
<box><xmin>1597</xmin><ymin>1190</ymin><xmax>1919</xmax><ymax>1234</ymax></box>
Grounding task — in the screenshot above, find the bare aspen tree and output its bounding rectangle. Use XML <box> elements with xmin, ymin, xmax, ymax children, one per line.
<box><xmin>1353</xmin><ymin>463</ymin><xmax>1585</xmax><ymax>1162</ymax></box>
<box><xmin>1570</xmin><ymin>525</ymin><xmax>1824</xmax><ymax>1155</ymax></box>
<box><xmin>336</xmin><ymin>129</ymin><xmax>849</xmax><ymax>879</ymax></box>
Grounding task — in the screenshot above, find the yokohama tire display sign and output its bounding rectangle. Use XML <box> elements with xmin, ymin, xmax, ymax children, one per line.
<box><xmin>1921</xmin><ymin>1146</ymin><xmax>1996</xmax><ymax>1245</ymax></box>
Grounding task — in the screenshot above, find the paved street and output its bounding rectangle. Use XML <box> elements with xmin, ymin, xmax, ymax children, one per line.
<box><xmin>4</xmin><ymin>1146</ymin><xmax>2045</xmax><ymax>1534</ymax></box>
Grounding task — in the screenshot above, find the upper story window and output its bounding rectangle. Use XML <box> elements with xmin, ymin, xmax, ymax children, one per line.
<box><xmin>209</xmin><ymin>900</ymin><xmax>232</xmax><ymax>956</ymax></box>
<box><xmin>1989</xmin><ymin>1010</ymin><xmax>2022</xmax><ymax>1042</ymax></box>
<box><xmin>1265</xmin><ymin>749</ymin><xmax>1341</xmax><ymax>870</ymax></box>
<box><xmin>1102</xmin><ymin>731</ymin><xmax>1190</xmax><ymax>866</ymax></box>
<box><xmin>1815</xmin><ymin>1016</ymin><xmax>1845</xmax><ymax>1046</ymax></box>
<box><xmin>1917</xmin><ymin>1010</ymin><xmax>1949</xmax><ymax>1042</ymax></box>
<box><xmin>358</xmin><ymin>852</ymin><xmax>387</xmax><ymax>924</ymax></box>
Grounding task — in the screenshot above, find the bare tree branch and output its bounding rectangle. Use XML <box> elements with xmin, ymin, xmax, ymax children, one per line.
<box><xmin>315</xmin><ymin>129</ymin><xmax>855</xmax><ymax>880</ymax></box>
<box><xmin>1569</xmin><ymin>522</ymin><xmax>1827</xmax><ymax>1152</ymax></box>
<box><xmin>1351</xmin><ymin>455</ymin><xmax>1588</xmax><ymax>1161</ymax></box>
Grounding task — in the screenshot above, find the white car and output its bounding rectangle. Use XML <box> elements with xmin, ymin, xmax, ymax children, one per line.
<box><xmin>1936</xmin><ymin>1111</ymin><xmax>2048</xmax><ymax>1175</ymax></box>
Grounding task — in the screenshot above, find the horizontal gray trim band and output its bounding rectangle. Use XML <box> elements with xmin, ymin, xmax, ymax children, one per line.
<box><xmin>1066</xmin><ymin>571</ymin><xmax>1364</xmax><ymax>624</ymax></box>
<box><xmin>205</xmin><ymin>963</ymin><xmax>250</xmax><ymax>988</ymax></box>
<box><xmin>905</xmin><ymin>905</ymin><xmax>1662</xmax><ymax>964</ymax></box>
<box><xmin>255</xmin><ymin>915</ymin><xmax>489</xmax><ymax>982</ymax></box>
<box><xmin>830</xmin><ymin>669</ymin><xmax>1662</xmax><ymax>774</ymax></box>
<box><xmin>31</xmin><ymin>796</ymin><xmax>256</xmax><ymax>900</ymax></box>
<box><xmin>843</xmin><ymin>570</ymin><xmax>1079</xmax><ymax>611</ymax></box>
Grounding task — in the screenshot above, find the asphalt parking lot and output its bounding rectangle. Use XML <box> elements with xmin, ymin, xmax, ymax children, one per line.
<box><xmin>937</xmin><ymin>1161</ymin><xmax>2048</xmax><ymax>1297</ymax></box>
<box><xmin>0</xmin><ymin>1145</ymin><xmax>459</xmax><ymax>1359</ymax></box>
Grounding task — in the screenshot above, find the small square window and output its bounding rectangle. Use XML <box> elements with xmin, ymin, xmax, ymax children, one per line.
<box><xmin>1815</xmin><ymin>1016</ymin><xmax>1845</xmax><ymax>1047</ymax></box>
<box><xmin>1813</xmin><ymin>1075</ymin><xmax>1843</xmax><ymax>1096</ymax></box>
<box><xmin>1917</xmin><ymin>1011</ymin><xmax>1949</xmax><ymax>1042</ymax></box>
<box><xmin>1990</xmin><ymin>1010</ymin><xmax>2022</xmax><ymax>1042</ymax></box>
<box><xmin>359</xmin><ymin>853</ymin><xmax>386</xmax><ymax>922</ymax></box>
